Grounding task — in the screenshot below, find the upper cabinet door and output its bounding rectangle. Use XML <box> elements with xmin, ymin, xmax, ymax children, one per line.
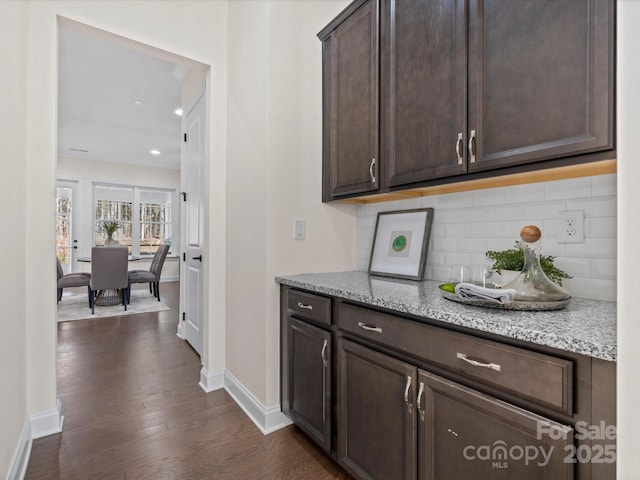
<box><xmin>467</xmin><ymin>0</ymin><xmax>614</xmax><ymax>172</ymax></box>
<box><xmin>322</xmin><ymin>0</ymin><xmax>380</xmax><ymax>201</ymax></box>
<box><xmin>382</xmin><ymin>0</ymin><xmax>467</xmax><ymax>187</ymax></box>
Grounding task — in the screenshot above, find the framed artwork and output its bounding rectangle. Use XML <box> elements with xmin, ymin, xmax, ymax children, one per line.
<box><xmin>368</xmin><ymin>208</ymin><xmax>434</xmax><ymax>280</ymax></box>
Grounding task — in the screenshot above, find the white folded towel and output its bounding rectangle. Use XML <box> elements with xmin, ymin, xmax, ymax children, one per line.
<box><xmin>454</xmin><ymin>283</ymin><xmax>516</xmax><ymax>304</ymax></box>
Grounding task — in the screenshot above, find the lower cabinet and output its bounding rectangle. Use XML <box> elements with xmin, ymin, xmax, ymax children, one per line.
<box><xmin>337</xmin><ymin>338</ymin><xmax>416</xmax><ymax>480</ymax></box>
<box><xmin>418</xmin><ymin>371</ymin><xmax>573</xmax><ymax>480</ymax></box>
<box><xmin>286</xmin><ymin>317</ymin><xmax>332</xmax><ymax>453</ymax></box>
<box><xmin>280</xmin><ymin>287</ymin><xmax>616</xmax><ymax>480</ymax></box>
<box><xmin>337</xmin><ymin>337</ymin><xmax>574</xmax><ymax>480</ymax></box>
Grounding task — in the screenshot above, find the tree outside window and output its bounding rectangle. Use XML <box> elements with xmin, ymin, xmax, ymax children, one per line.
<box><xmin>93</xmin><ymin>184</ymin><xmax>175</xmax><ymax>256</ymax></box>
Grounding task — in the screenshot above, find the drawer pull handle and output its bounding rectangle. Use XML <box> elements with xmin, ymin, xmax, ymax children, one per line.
<box><xmin>321</xmin><ymin>339</ymin><xmax>328</xmax><ymax>367</ymax></box>
<box><xmin>404</xmin><ymin>376</ymin><xmax>413</xmax><ymax>414</ymax></box>
<box><xmin>358</xmin><ymin>322</ymin><xmax>382</xmax><ymax>334</ymax></box>
<box><xmin>297</xmin><ymin>302</ymin><xmax>313</xmax><ymax>310</ymax></box>
<box><xmin>456</xmin><ymin>352</ymin><xmax>501</xmax><ymax>372</ymax></box>
<box><xmin>417</xmin><ymin>381</ymin><xmax>426</xmax><ymax>422</ymax></box>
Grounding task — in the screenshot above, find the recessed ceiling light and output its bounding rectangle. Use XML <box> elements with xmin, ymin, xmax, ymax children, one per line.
<box><xmin>134</xmin><ymin>100</ymin><xmax>143</xmax><ymax>106</ymax></box>
<box><xmin>174</xmin><ymin>108</ymin><xmax>183</xmax><ymax>116</ymax></box>
<box><xmin>150</xmin><ymin>150</ymin><xmax>161</xmax><ymax>155</ymax></box>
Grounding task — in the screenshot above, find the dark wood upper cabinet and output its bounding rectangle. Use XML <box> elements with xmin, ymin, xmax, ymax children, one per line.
<box><xmin>382</xmin><ymin>0</ymin><xmax>467</xmax><ymax>187</ymax></box>
<box><xmin>467</xmin><ymin>0</ymin><xmax>614</xmax><ymax>172</ymax></box>
<box><xmin>319</xmin><ymin>0</ymin><xmax>614</xmax><ymax>199</ymax></box>
<box><xmin>320</xmin><ymin>0</ymin><xmax>380</xmax><ymax>201</ymax></box>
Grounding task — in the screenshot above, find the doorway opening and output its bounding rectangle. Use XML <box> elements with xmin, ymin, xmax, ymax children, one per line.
<box><xmin>56</xmin><ymin>17</ymin><xmax>208</xmax><ymax>356</ymax></box>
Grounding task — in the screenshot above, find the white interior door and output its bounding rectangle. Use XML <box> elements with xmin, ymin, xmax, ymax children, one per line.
<box><xmin>56</xmin><ymin>180</ymin><xmax>82</xmax><ymax>274</ymax></box>
<box><xmin>180</xmin><ymin>92</ymin><xmax>205</xmax><ymax>355</ymax></box>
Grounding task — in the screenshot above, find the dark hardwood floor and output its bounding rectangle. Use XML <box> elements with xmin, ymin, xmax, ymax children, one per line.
<box><xmin>26</xmin><ymin>282</ymin><xmax>350</xmax><ymax>479</ymax></box>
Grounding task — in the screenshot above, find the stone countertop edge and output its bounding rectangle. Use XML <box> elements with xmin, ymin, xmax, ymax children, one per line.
<box><xmin>275</xmin><ymin>271</ymin><xmax>617</xmax><ymax>362</ymax></box>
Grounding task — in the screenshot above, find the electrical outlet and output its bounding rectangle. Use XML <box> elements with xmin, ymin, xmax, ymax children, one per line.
<box><xmin>558</xmin><ymin>210</ymin><xmax>584</xmax><ymax>244</ymax></box>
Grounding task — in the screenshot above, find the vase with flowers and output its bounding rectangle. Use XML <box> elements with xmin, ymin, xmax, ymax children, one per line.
<box><xmin>100</xmin><ymin>220</ymin><xmax>121</xmax><ymax>246</ymax></box>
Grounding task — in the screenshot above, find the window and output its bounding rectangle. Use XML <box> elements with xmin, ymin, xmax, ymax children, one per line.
<box><xmin>56</xmin><ymin>186</ymin><xmax>72</xmax><ymax>264</ymax></box>
<box><xmin>139</xmin><ymin>189</ymin><xmax>173</xmax><ymax>255</ymax></box>
<box><xmin>93</xmin><ymin>183</ymin><xmax>176</xmax><ymax>256</ymax></box>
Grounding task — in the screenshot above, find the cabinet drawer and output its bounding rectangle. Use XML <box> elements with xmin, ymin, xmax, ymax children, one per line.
<box><xmin>338</xmin><ymin>302</ymin><xmax>573</xmax><ymax>415</ymax></box>
<box><xmin>287</xmin><ymin>289</ymin><xmax>332</xmax><ymax>326</ymax></box>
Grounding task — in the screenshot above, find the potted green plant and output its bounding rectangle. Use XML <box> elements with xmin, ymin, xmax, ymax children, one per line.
<box><xmin>100</xmin><ymin>220</ymin><xmax>121</xmax><ymax>245</ymax></box>
<box><xmin>486</xmin><ymin>242</ymin><xmax>571</xmax><ymax>286</ymax></box>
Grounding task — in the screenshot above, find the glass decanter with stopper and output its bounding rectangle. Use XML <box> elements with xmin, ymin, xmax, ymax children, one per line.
<box><xmin>503</xmin><ymin>225</ymin><xmax>571</xmax><ymax>302</ymax></box>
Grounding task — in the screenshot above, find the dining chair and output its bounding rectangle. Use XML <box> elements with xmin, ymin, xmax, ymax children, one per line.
<box><xmin>127</xmin><ymin>244</ymin><xmax>170</xmax><ymax>302</ymax></box>
<box><xmin>57</xmin><ymin>257</ymin><xmax>91</xmax><ymax>304</ymax></box>
<box><xmin>89</xmin><ymin>246</ymin><xmax>129</xmax><ymax>314</ymax></box>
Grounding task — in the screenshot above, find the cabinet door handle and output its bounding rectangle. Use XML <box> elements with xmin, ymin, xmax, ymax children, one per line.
<box><xmin>369</xmin><ymin>158</ymin><xmax>376</xmax><ymax>184</ymax></box>
<box><xmin>358</xmin><ymin>321</ymin><xmax>382</xmax><ymax>334</ymax></box>
<box><xmin>468</xmin><ymin>129</ymin><xmax>476</xmax><ymax>163</ymax></box>
<box><xmin>322</xmin><ymin>340</ymin><xmax>328</xmax><ymax>422</ymax></box>
<box><xmin>297</xmin><ymin>302</ymin><xmax>313</xmax><ymax>310</ymax></box>
<box><xmin>321</xmin><ymin>339</ymin><xmax>328</xmax><ymax>367</ymax></box>
<box><xmin>404</xmin><ymin>376</ymin><xmax>413</xmax><ymax>414</ymax></box>
<box><xmin>417</xmin><ymin>381</ymin><xmax>426</xmax><ymax>422</ymax></box>
<box><xmin>456</xmin><ymin>352</ymin><xmax>501</xmax><ymax>372</ymax></box>
<box><xmin>456</xmin><ymin>132</ymin><xmax>463</xmax><ymax>165</ymax></box>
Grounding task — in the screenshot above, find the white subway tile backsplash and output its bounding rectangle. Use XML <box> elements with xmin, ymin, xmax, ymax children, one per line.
<box><xmin>588</xmin><ymin>217</ymin><xmax>616</xmax><ymax>238</ymax></box>
<box><xmin>490</xmin><ymin>204</ymin><xmax>523</xmax><ymax>221</ymax></box>
<box><xmin>459</xmin><ymin>207</ymin><xmax>489</xmax><ymax>223</ymax></box>
<box><xmin>524</xmin><ymin>201</ymin><xmax>566</xmax><ymax>219</ymax></box>
<box><xmin>545</xmin><ymin>177</ymin><xmax>591</xmax><ymax>200</ymax></box>
<box><xmin>355</xmin><ymin>174</ymin><xmax>617</xmax><ymax>300</ymax></box>
<box><xmin>471</xmin><ymin>221</ymin><xmax>506</xmax><ymax>238</ymax></box>
<box><xmin>590</xmin><ymin>258</ymin><xmax>617</xmax><ymax>280</ymax></box>
<box><xmin>563</xmin><ymin>277</ymin><xmax>616</xmax><ymax>302</ymax></box>
<box><xmin>444</xmin><ymin>223</ymin><xmax>472</xmax><ymax>238</ymax></box>
<box><xmin>565</xmin><ymin>238</ymin><xmax>617</xmax><ymax>259</ymax></box>
<box><xmin>505</xmin><ymin>183</ymin><xmax>546</xmax><ymax>203</ymax></box>
<box><xmin>591</xmin><ymin>174</ymin><xmax>616</xmax><ymax>197</ymax></box>
<box><xmin>567</xmin><ymin>196</ymin><xmax>616</xmax><ymax>217</ymax></box>
<box><xmin>458</xmin><ymin>237</ymin><xmax>489</xmax><ymax>254</ymax></box>
<box><xmin>474</xmin><ymin>187</ymin><xmax>508</xmax><ymax>206</ymax></box>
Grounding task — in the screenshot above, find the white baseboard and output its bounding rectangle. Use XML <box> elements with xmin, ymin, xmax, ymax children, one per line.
<box><xmin>198</xmin><ymin>368</ymin><xmax>224</xmax><ymax>393</ymax></box>
<box><xmin>160</xmin><ymin>275</ymin><xmax>179</xmax><ymax>282</ymax></box>
<box><xmin>223</xmin><ymin>371</ymin><xmax>292</xmax><ymax>435</ymax></box>
<box><xmin>30</xmin><ymin>399</ymin><xmax>64</xmax><ymax>439</ymax></box>
<box><xmin>6</xmin><ymin>418</ymin><xmax>31</xmax><ymax>480</ymax></box>
<box><xmin>175</xmin><ymin>320</ymin><xmax>185</xmax><ymax>339</ymax></box>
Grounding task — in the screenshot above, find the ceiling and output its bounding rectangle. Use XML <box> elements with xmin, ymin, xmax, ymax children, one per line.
<box><xmin>57</xmin><ymin>26</ymin><xmax>185</xmax><ymax>170</ymax></box>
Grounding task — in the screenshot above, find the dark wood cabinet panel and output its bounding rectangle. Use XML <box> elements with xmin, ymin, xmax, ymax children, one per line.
<box><xmin>321</xmin><ymin>0</ymin><xmax>379</xmax><ymax>200</ymax></box>
<box><xmin>418</xmin><ymin>370</ymin><xmax>574</xmax><ymax>480</ymax></box>
<box><xmin>337</xmin><ymin>338</ymin><xmax>416</xmax><ymax>480</ymax></box>
<box><xmin>382</xmin><ymin>0</ymin><xmax>467</xmax><ymax>187</ymax></box>
<box><xmin>286</xmin><ymin>317</ymin><xmax>332</xmax><ymax>453</ymax></box>
<box><xmin>467</xmin><ymin>0</ymin><xmax>614</xmax><ymax>172</ymax></box>
<box><xmin>319</xmin><ymin>0</ymin><xmax>614</xmax><ymax>200</ymax></box>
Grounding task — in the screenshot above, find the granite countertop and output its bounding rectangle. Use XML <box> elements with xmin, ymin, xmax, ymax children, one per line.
<box><xmin>275</xmin><ymin>271</ymin><xmax>617</xmax><ymax>362</ymax></box>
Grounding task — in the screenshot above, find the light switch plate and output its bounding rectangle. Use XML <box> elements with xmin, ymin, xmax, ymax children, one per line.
<box><xmin>294</xmin><ymin>219</ymin><xmax>305</xmax><ymax>240</ymax></box>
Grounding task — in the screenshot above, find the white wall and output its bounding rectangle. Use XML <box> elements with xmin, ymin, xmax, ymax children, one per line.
<box><xmin>7</xmin><ymin>3</ymin><xmax>230</xmax><ymax>473</ymax></box>
<box><xmin>357</xmin><ymin>174</ymin><xmax>617</xmax><ymax>301</ymax></box>
<box><xmin>616</xmin><ymin>1</ymin><xmax>640</xmax><ymax>477</ymax></box>
<box><xmin>0</xmin><ymin>2</ymin><xmax>28</xmax><ymax>476</ymax></box>
<box><xmin>226</xmin><ymin>0</ymin><xmax>355</xmax><ymax>408</ymax></box>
